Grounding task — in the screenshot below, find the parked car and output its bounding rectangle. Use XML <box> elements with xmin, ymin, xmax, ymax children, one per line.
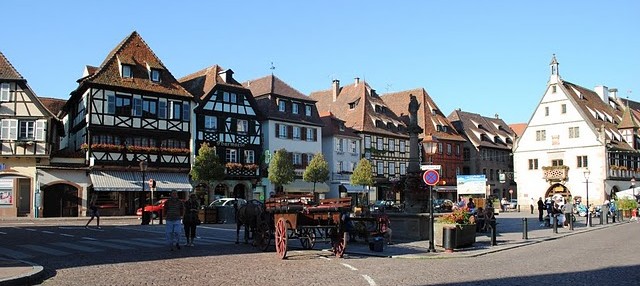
<box><xmin>370</xmin><ymin>200</ymin><xmax>403</xmax><ymax>212</ymax></box>
<box><xmin>509</xmin><ymin>199</ymin><xmax>518</xmax><ymax>209</ymax></box>
<box><xmin>208</xmin><ymin>198</ymin><xmax>247</xmax><ymax>208</ymax></box>
<box><xmin>433</xmin><ymin>199</ymin><xmax>454</xmax><ymax>213</ymax></box>
<box><xmin>136</xmin><ymin>199</ymin><xmax>168</xmax><ymax>217</ymax></box>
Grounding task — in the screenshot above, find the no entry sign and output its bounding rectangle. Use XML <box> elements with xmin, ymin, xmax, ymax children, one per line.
<box><xmin>423</xmin><ymin>169</ymin><xmax>440</xmax><ymax>186</ymax></box>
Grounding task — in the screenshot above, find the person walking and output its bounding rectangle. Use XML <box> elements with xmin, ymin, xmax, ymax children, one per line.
<box><xmin>183</xmin><ymin>193</ymin><xmax>201</xmax><ymax>247</ymax></box>
<box><xmin>537</xmin><ymin>197</ymin><xmax>544</xmax><ymax>222</ymax></box>
<box><xmin>562</xmin><ymin>199</ymin><xmax>574</xmax><ymax>228</ymax></box>
<box><xmin>164</xmin><ymin>190</ymin><xmax>184</xmax><ymax>251</ymax></box>
<box><xmin>85</xmin><ymin>194</ymin><xmax>100</xmax><ymax>229</ymax></box>
<box><xmin>377</xmin><ymin>207</ymin><xmax>393</xmax><ymax>245</ymax></box>
<box><xmin>530</xmin><ymin>197</ymin><xmax>535</xmax><ymax>214</ymax></box>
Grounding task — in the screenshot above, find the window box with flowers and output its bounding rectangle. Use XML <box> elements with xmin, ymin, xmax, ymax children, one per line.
<box><xmin>434</xmin><ymin>207</ymin><xmax>476</xmax><ymax>248</ymax></box>
<box><xmin>90</xmin><ymin>143</ymin><xmax>124</xmax><ymax>152</ymax></box>
<box><xmin>126</xmin><ymin>145</ymin><xmax>159</xmax><ymax>153</ymax></box>
<box><xmin>225</xmin><ymin>162</ymin><xmax>243</xmax><ymax>170</ymax></box>
<box><xmin>159</xmin><ymin>147</ymin><xmax>191</xmax><ymax>155</ymax></box>
<box><xmin>243</xmin><ymin>164</ymin><xmax>259</xmax><ymax>171</ymax></box>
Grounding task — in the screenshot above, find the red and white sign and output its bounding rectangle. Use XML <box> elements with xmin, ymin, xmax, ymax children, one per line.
<box><xmin>148</xmin><ymin>179</ymin><xmax>155</xmax><ymax>188</ymax></box>
<box><xmin>423</xmin><ymin>169</ymin><xmax>440</xmax><ymax>186</ymax></box>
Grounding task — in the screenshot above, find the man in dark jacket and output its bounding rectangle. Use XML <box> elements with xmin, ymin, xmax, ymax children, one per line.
<box><xmin>537</xmin><ymin>197</ymin><xmax>545</xmax><ymax>222</ymax></box>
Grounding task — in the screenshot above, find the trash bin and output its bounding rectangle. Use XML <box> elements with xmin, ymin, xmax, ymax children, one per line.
<box><xmin>141</xmin><ymin>211</ymin><xmax>151</xmax><ymax>225</ymax></box>
<box><xmin>443</xmin><ymin>226</ymin><xmax>456</xmax><ymax>253</ymax></box>
<box><xmin>369</xmin><ymin>236</ymin><xmax>384</xmax><ymax>252</ymax></box>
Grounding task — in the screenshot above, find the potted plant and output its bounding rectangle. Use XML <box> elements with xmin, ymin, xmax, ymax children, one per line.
<box><xmin>434</xmin><ymin>207</ymin><xmax>477</xmax><ymax>248</ymax></box>
<box><xmin>617</xmin><ymin>198</ymin><xmax>638</xmax><ymax>218</ymax></box>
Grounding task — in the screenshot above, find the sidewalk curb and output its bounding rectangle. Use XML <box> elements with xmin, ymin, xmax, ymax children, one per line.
<box><xmin>0</xmin><ymin>259</ymin><xmax>44</xmax><ymax>286</ymax></box>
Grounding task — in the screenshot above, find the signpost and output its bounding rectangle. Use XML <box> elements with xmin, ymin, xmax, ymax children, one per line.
<box><xmin>423</xmin><ymin>169</ymin><xmax>440</xmax><ymax>186</ymax></box>
<box><xmin>148</xmin><ymin>179</ymin><xmax>156</xmax><ymax>225</ymax></box>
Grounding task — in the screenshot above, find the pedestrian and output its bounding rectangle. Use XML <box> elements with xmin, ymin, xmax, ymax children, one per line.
<box><xmin>562</xmin><ymin>199</ymin><xmax>574</xmax><ymax>227</ymax></box>
<box><xmin>456</xmin><ymin>197</ymin><xmax>465</xmax><ymax>209</ymax></box>
<box><xmin>467</xmin><ymin>198</ymin><xmax>476</xmax><ymax>213</ymax></box>
<box><xmin>501</xmin><ymin>197</ymin><xmax>508</xmax><ymax>212</ymax></box>
<box><xmin>183</xmin><ymin>193</ymin><xmax>201</xmax><ymax>247</ymax></box>
<box><xmin>377</xmin><ymin>207</ymin><xmax>393</xmax><ymax>245</ymax></box>
<box><xmin>537</xmin><ymin>197</ymin><xmax>544</xmax><ymax>222</ymax></box>
<box><xmin>85</xmin><ymin>194</ymin><xmax>100</xmax><ymax>229</ymax></box>
<box><xmin>164</xmin><ymin>190</ymin><xmax>184</xmax><ymax>251</ymax></box>
<box><xmin>530</xmin><ymin>197</ymin><xmax>535</xmax><ymax>214</ymax></box>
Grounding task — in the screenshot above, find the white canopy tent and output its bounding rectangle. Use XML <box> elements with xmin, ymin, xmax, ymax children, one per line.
<box><xmin>615</xmin><ymin>188</ymin><xmax>638</xmax><ymax>200</ymax></box>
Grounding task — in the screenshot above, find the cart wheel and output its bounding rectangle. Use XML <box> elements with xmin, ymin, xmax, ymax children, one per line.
<box><xmin>256</xmin><ymin>221</ymin><xmax>271</xmax><ymax>252</ymax></box>
<box><xmin>275</xmin><ymin>217</ymin><xmax>288</xmax><ymax>259</ymax></box>
<box><xmin>332</xmin><ymin>231</ymin><xmax>347</xmax><ymax>258</ymax></box>
<box><xmin>299</xmin><ymin>228</ymin><xmax>316</xmax><ymax>250</ymax></box>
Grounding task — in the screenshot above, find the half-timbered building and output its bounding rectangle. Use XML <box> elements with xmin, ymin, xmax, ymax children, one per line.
<box><xmin>311</xmin><ymin>78</ymin><xmax>410</xmax><ymax>204</ymax></box>
<box><xmin>0</xmin><ymin>52</ymin><xmax>61</xmax><ymax>218</ymax></box>
<box><xmin>180</xmin><ymin>65</ymin><xmax>262</xmax><ymax>202</ymax></box>
<box><xmin>46</xmin><ymin>31</ymin><xmax>195</xmax><ymax>216</ymax></box>
<box><xmin>244</xmin><ymin>75</ymin><xmax>324</xmax><ymax>198</ymax></box>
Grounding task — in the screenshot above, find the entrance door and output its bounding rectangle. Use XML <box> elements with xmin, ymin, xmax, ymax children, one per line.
<box><xmin>17</xmin><ymin>179</ymin><xmax>31</xmax><ymax>217</ymax></box>
<box><xmin>43</xmin><ymin>184</ymin><xmax>80</xmax><ymax>217</ymax></box>
<box><xmin>233</xmin><ymin>184</ymin><xmax>246</xmax><ymax>199</ymax></box>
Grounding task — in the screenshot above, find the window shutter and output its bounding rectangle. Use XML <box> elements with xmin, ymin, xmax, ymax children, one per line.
<box><xmin>0</xmin><ymin>83</ymin><xmax>10</xmax><ymax>102</ymax></box>
<box><xmin>275</xmin><ymin>124</ymin><xmax>280</xmax><ymax>137</ymax></box>
<box><xmin>0</xmin><ymin>120</ymin><xmax>7</xmax><ymax>139</ymax></box>
<box><xmin>182</xmin><ymin>102</ymin><xmax>190</xmax><ymax>121</ymax></box>
<box><xmin>35</xmin><ymin>120</ymin><xmax>47</xmax><ymax>141</ymax></box>
<box><xmin>287</xmin><ymin>125</ymin><xmax>293</xmax><ymax>139</ymax></box>
<box><xmin>301</xmin><ymin>127</ymin><xmax>307</xmax><ymax>140</ymax></box>
<box><xmin>302</xmin><ymin>153</ymin><xmax>308</xmax><ymax>167</ymax></box>
<box><xmin>8</xmin><ymin>119</ymin><xmax>17</xmax><ymax>140</ymax></box>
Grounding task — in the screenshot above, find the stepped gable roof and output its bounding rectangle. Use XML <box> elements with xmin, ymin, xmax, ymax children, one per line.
<box><xmin>447</xmin><ymin>109</ymin><xmax>514</xmax><ymax>150</ymax></box>
<box><xmin>75</xmin><ymin>31</ymin><xmax>192</xmax><ymax>98</ymax></box>
<box><xmin>244</xmin><ymin>75</ymin><xmax>322</xmax><ymax>126</ymax></box>
<box><xmin>0</xmin><ymin>52</ymin><xmax>24</xmax><ymax>81</ymax></box>
<box><xmin>319</xmin><ymin>111</ymin><xmax>360</xmax><ymax>138</ymax></box>
<box><xmin>39</xmin><ymin>97</ymin><xmax>67</xmax><ymax>117</ymax></box>
<box><xmin>383</xmin><ymin>88</ymin><xmax>465</xmax><ymax>142</ymax></box>
<box><xmin>179</xmin><ymin>65</ymin><xmax>243</xmax><ymax>101</ymax></box>
<box><xmin>310</xmin><ymin>80</ymin><xmax>408</xmax><ymax>138</ymax></box>
<box><xmin>561</xmin><ymin>81</ymin><xmax>632</xmax><ymax>150</ymax></box>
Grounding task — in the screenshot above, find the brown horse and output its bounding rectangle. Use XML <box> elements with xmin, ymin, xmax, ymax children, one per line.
<box><xmin>235</xmin><ymin>200</ymin><xmax>265</xmax><ymax>244</ymax></box>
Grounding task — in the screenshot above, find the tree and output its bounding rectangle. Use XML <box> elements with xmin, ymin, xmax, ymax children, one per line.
<box><xmin>351</xmin><ymin>158</ymin><xmax>374</xmax><ymax>190</ymax></box>
<box><xmin>190</xmin><ymin>142</ymin><xmax>225</xmax><ymax>187</ymax></box>
<box><xmin>303</xmin><ymin>153</ymin><xmax>329</xmax><ymax>195</ymax></box>
<box><xmin>268</xmin><ymin>148</ymin><xmax>295</xmax><ymax>194</ymax></box>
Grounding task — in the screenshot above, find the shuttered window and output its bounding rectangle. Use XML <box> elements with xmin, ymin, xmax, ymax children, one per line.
<box><xmin>0</xmin><ymin>83</ymin><xmax>10</xmax><ymax>102</ymax></box>
<box><xmin>1</xmin><ymin>119</ymin><xmax>18</xmax><ymax>140</ymax></box>
<box><xmin>35</xmin><ymin>120</ymin><xmax>46</xmax><ymax>141</ymax></box>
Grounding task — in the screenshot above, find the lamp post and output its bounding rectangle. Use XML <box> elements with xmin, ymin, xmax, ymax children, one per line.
<box><xmin>423</xmin><ymin>134</ymin><xmax>438</xmax><ymax>253</ymax></box>
<box><xmin>632</xmin><ymin>177</ymin><xmax>636</xmax><ymax>198</ymax></box>
<box><xmin>583</xmin><ymin>168</ymin><xmax>591</xmax><ymax>227</ymax></box>
<box><xmin>139</xmin><ymin>160</ymin><xmax>148</xmax><ymax>224</ymax></box>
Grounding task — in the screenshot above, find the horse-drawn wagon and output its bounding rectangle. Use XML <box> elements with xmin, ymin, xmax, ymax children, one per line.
<box><xmin>254</xmin><ymin>195</ymin><xmax>351</xmax><ymax>259</ymax></box>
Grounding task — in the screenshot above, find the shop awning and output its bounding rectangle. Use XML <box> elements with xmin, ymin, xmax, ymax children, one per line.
<box><xmin>340</xmin><ymin>184</ymin><xmax>368</xmax><ymax>193</ymax></box>
<box><xmin>90</xmin><ymin>171</ymin><xmax>192</xmax><ymax>192</ymax></box>
<box><xmin>434</xmin><ymin>186</ymin><xmax>457</xmax><ymax>193</ymax></box>
<box><xmin>282</xmin><ymin>180</ymin><xmax>329</xmax><ymax>193</ymax></box>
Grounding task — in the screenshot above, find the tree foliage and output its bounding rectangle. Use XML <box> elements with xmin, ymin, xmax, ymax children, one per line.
<box><xmin>190</xmin><ymin>142</ymin><xmax>225</xmax><ymax>184</ymax></box>
<box><xmin>351</xmin><ymin>158</ymin><xmax>374</xmax><ymax>190</ymax></box>
<box><xmin>268</xmin><ymin>148</ymin><xmax>295</xmax><ymax>190</ymax></box>
<box><xmin>303</xmin><ymin>153</ymin><xmax>329</xmax><ymax>193</ymax></box>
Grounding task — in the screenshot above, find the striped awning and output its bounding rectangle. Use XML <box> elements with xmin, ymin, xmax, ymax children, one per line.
<box><xmin>282</xmin><ymin>180</ymin><xmax>329</xmax><ymax>193</ymax></box>
<box><xmin>90</xmin><ymin>171</ymin><xmax>192</xmax><ymax>192</ymax></box>
<box><xmin>339</xmin><ymin>184</ymin><xmax>368</xmax><ymax>193</ymax></box>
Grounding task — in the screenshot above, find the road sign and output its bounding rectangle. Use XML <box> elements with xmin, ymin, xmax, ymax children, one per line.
<box><xmin>423</xmin><ymin>169</ymin><xmax>440</xmax><ymax>186</ymax></box>
<box><xmin>148</xmin><ymin>179</ymin><xmax>155</xmax><ymax>188</ymax></box>
<box><xmin>509</xmin><ymin>189</ymin><xmax>513</xmax><ymax>194</ymax></box>
<box><xmin>421</xmin><ymin>164</ymin><xmax>441</xmax><ymax>171</ymax></box>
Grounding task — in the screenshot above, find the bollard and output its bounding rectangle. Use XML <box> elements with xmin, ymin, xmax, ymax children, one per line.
<box><xmin>443</xmin><ymin>226</ymin><xmax>455</xmax><ymax>253</ymax></box>
<box><xmin>159</xmin><ymin>211</ymin><xmax>164</xmax><ymax>225</ymax></box>
<box><xmin>599</xmin><ymin>211</ymin><xmax>603</xmax><ymax>225</ymax></box>
<box><xmin>552</xmin><ymin>214</ymin><xmax>558</xmax><ymax>233</ymax></box>
<box><xmin>491</xmin><ymin>220</ymin><xmax>497</xmax><ymax>246</ymax></box>
<box><xmin>522</xmin><ymin>218</ymin><xmax>528</xmax><ymax>240</ymax></box>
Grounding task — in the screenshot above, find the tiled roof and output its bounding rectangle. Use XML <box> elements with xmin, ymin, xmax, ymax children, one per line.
<box><xmin>447</xmin><ymin>109</ymin><xmax>515</xmax><ymax>150</ymax></box>
<box><xmin>76</xmin><ymin>31</ymin><xmax>192</xmax><ymax>98</ymax></box>
<box><xmin>39</xmin><ymin>97</ymin><xmax>67</xmax><ymax>117</ymax></box>
<box><xmin>310</xmin><ymin>80</ymin><xmax>408</xmax><ymax>138</ymax></box>
<box><xmin>320</xmin><ymin>112</ymin><xmax>360</xmax><ymax>138</ymax></box>
<box><xmin>179</xmin><ymin>65</ymin><xmax>242</xmax><ymax>100</ymax></box>
<box><xmin>0</xmin><ymin>52</ymin><xmax>24</xmax><ymax>81</ymax></box>
<box><xmin>508</xmin><ymin>123</ymin><xmax>527</xmax><ymax>138</ymax></box>
<box><xmin>618</xmin><ymin>105</ymin><xmax>639</xmax><ymax>129</ymax></box>
<box><xmin>244</xmin><ymin>75</ymin><xmax>323</xmax><ymax>126</ymax></box>
<box><xmin>382</xmin><ymin>88</ymin><xmax>466</xmax><ymax>142</ymax></box>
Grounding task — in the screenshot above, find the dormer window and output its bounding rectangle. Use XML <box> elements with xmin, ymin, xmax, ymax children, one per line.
<box><xmin>122</xmin><ymin>65</ymin><xmax>133</xmax><ymax>78</ymax></box>
<box><xmin>150</xmin><ymin>69</ymin><xmax>161</xmax><ymax>82</ymax></box>
<box><xmin>305</xmin><ymin>105</ymin><xmax>312</xmax><ymax>116</ymax></box>
<box><xmin>292</xmin><ymin>102</ymin><xmax>299</xmax><ymax>114</ymax></box>
<box><xmin>278</xmin><ymin>99</ymin><xmax>286</xmax><ymax>112</ymax></box>
<box><xmin>339</xmin><ymin>123</ymin><xmax>345</xmax><ymax>131</ymax></box>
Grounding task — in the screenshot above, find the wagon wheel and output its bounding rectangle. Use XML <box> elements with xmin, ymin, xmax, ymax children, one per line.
<box><xmin>299</xmin><ymin>228</ymin><xmax>316</xmax><ymax>250</ymax></box>
<box><xmin>332</xmin><ymin>230</ymin><xmax>347</xmax><ymax>258</ymax></box>
<box><xmin>275</xmin><ymin>217</ymin><xmax>288</xmax><ymax>259</ymax></box>
<box><xmin>256</xmin><ymin>221</ymin><xmax>271</xmax><ymax>252</ymax></box>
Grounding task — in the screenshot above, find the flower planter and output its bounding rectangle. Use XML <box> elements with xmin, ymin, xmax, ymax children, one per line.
<box><xmin>434</xmin><ymin>223</ymin><xmax>476</xmax><ymax>248</ymax></box>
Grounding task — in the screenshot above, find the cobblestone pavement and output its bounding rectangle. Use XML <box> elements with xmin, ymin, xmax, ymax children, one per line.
<box><xmin>2</xmin><ymin>212</ymin><xmax>640</xmax><ymax>285</ymax></box>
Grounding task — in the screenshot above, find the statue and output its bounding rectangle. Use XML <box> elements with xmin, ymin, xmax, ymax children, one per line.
<box><xmin>409</xmin><ymin>95</ymin><xmax>420</xmax><ymax>128</ymax></box>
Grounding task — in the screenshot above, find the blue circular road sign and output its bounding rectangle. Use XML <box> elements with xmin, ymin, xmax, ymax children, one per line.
<box><xmin>423</xmin><ymin>169</ymin><xmax>440</xmax><ymax>186</ymax></box>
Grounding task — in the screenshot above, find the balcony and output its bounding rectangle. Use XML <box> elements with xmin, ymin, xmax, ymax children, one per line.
<box><xmin>608</xmin><ymin>166</ymin><xmax>638</xmax><ymax>179</ymax></box>
<box><xmin>542</xmin><ymin>165</ymin><xmax>569</xmax><ymax>182</ymax></box>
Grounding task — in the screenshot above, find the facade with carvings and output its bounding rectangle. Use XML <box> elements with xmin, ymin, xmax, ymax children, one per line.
<box><xmin>180</xmin><ymin>66</ymin><xmax>263</xmax><ymax>202</ymax></box>
<box><xmin>513</xmin><ymin>55</ymin><xmax>639</xmax><ymax>206</ymax></box>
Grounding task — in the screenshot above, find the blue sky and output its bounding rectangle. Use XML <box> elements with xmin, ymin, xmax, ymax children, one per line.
<box><xmin>2</xmin><ymin>1</ymin><xmax>638</xmax><ymax>124</ymax></box>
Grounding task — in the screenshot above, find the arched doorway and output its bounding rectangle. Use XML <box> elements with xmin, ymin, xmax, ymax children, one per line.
<box><xmin>214</xmin><ymin>183</ymin><xmax>228</xmax><ymax>199</ymax></box>
<box><xmin>233</xmin><ymin>184</ymin><xmax>246</xmax><ymax>199</ymax></box>
<box><xmin>42</xmin><ymin>184</ymin><xmax>80</xmax><ymax>217</ymax></box>
<box><xmin>545</xmin><ymin>183</ymin><xmax>571</xmax><ymax>200</ymax></box>
<box><xmin>609</xmin><ymin>186</ymin><xmax>621</xmax><ymax>200</ymax></box>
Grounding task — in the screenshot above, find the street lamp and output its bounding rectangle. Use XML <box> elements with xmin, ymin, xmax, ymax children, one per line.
<box><xmin>139</xmin><ymin>160</ymin><xmax>148</xmax><ymax>225</ymax></box>
<box><xmin>423</xmin><ymin>134</ymin><xmax>438</xmax><ymax>253</ymax></box>
<box><xmin>583</xmin><ymin>168</ymin><xmax>591</xmax><ymax>227</ymax></box>
<box><xmin>631</xmin><ymin>177</ymin><xmax>636</xmax><ymax>198</ymax></box>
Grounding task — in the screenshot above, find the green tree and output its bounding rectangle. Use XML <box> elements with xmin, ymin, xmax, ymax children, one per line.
<box><xmin>268</xmin><ymin>148</ymin><xmax>295</xmax><ymax>193</ymax></box>
<box><xmin>351</xmin><ymin>158</ymin><xmax>374</xmax><ymax>191</ymax></box>
<box><xmin>190</xmin><ymin>142</ymin><xmax>225</xmax><ymax>186</ymax></box>
<box><xmin>303</xmin><ymin>153</ymin><xmax>329</xmax><ymax>195</ymax></box>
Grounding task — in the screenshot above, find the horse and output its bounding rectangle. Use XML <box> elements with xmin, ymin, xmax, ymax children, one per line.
<box><xmin>235</xmin><ymin>200</ymin><xmax>265</xmax><ymax>245</ymax></box>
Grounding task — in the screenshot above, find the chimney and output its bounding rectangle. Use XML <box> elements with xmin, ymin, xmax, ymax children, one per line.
<box><xmin>218</xmin><ymin>69</ymin><xmax>234</xmax><ymax>83</ymax></box>
<box><xmin>594</xmin><ymin>85</ymin><xmax>609</xmax><ymax>103</ymax></box>
<box><xmin>332</xmin><ymin>79</ymin><xmax>340</xmax><ymax>102</ymax></box>
<box><xmin>495</xmin><ymin>113</ymin><xmax>499</xmax><ymax>119</ymax></box>
<box><xmin>354</xmin><ymin>77</ymin><xmax>360</xmax><ymax>86</ymax></box>
<box><xmin>608</xmin><ymin>88</ymin><xmax>618</xmax><ymax>99</ymax></box>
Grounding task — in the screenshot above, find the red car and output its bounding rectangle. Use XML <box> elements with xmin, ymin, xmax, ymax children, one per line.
<box><xmin>136</xmin><ymin>199</ymin><xmax>168</xmax><ymax>217</ymax></box>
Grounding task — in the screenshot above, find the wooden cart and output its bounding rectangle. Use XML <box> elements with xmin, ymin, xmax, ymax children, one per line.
<box><xmin>259</xmin><ymin>195</ymin><xmax>351</xmax><ymax>259</ymax></box>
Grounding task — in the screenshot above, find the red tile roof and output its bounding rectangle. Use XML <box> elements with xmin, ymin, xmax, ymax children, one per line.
<box><xmin>0</xmin><ymin>52</ymin><xmax>24</xmax><ymax>81</ymax></box>
<box><xmin>39</xmin><ymin>97</ymin><xmax>67</xmax><ymax>117</ymax></box>
<box><xmin>320</xmin><ymin>112</ymin><xmax>360</xmax><ymax>138</ymax></box>
<box><xmin>448</xmin><ymin>109</ymin><xmax>515</xmax><ymax>150</ymax></box>
<box><xmin>508</xmin><ymin>123</ymin><xmax>527</xmax><ymax>138</ymax></box>
<box><xmin>244</xmin><ymin>75</ymin><xmax>313</xmax><ymax>102</ymax></box>
<box><xmin>178</xmin><ymin>65</ymin><xmax>241</xmax><ymax>100</ymax></box>
<box><xmin>75</xmin><ymin>31</ymin><xmax>192</xmax><ymax>98</ymax></box>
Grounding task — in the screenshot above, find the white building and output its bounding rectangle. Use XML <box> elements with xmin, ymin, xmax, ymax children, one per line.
<box><xmin>514</xmin><ymin>55</ymin><xmax>639</xmax><ymax>207</ymax></box>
